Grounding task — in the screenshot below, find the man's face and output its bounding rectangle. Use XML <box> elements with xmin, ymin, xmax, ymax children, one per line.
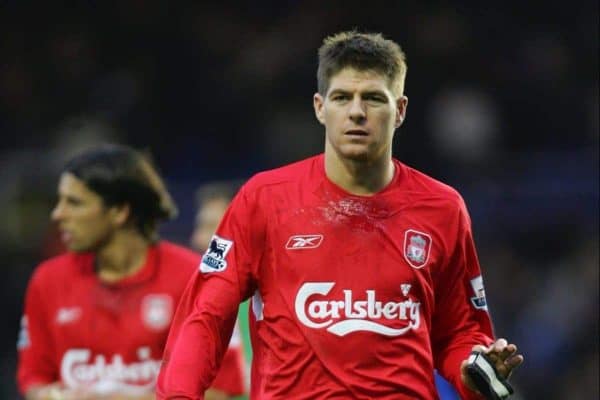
<box><xmin>191</xmin><ymin>197</ymin><xmax>230</xmax><ymax>253</ymax></box>
<box><xmin>51</xmin><ymin>173</ymin><xmax>117</xmax><ymax>252</ymax></box>
<box><xmin>314</xmin><ymin>67</ymin><xmax>407</xmax><ymax>162</ymax></box>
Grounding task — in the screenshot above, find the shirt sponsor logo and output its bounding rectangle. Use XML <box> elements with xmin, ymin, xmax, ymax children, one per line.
<box><xmin>200</xmin><ymin>235</ymin><xmax>233</xmax><ymax>273</ymax></box>
<box><xmin>285</xmin><ymin>234</ymin><xmax>324</xmax><ymax>250</ymax></box>
<box><xmin>403</xmin><ymin>229</ymin><xmax>432</xmax><ymax>269</ymax></box>
<box><xmin>469</xmin><ymin>275</ymin><xmax>488</xmax><ymax>311</ymax></box>
<box><xmin>61</xmin><ymin>347</ymin><xmax>159</xmax><ymax>394</ymax></box>
<box><xmin>141</xmin><ymin>294</ymin><xmax>173</xmax><ymax>330</ymax></box>
<box><xmin>56</xmin><ymin>307</ymin><xmax>82</xmax><ymax>325</ymax></box>
<box><xmin>295</xmin><ymin>282</ymin><xmax>421</xmax><ymax>337</ymax></box>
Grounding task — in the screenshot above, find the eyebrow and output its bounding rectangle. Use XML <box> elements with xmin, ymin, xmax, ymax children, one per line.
<box><xmin>328</xmin><ymin>89</ymin><xmax>350</xmax><ymax>97</ymax></box>
<box><xmin>328</xmin><ymin>89</ymin><xmax>388</xmax><ymax>97</ymax></box>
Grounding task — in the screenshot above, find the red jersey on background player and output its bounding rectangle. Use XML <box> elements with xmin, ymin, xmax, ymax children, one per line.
<box><xmin>157</xmin><ymin>31</ymin><xmax>523</xmax><ymax>400</ymax></box>
<box><xmin>17</xmin><ymin>144</ymin><xmax>245</xmax><ymax>400</ymax></box>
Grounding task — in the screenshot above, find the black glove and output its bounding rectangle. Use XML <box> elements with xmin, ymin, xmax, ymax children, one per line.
<box><xmin>466</xmin><ymin>351</ymin><xmax>514</xmax><ymax>400</ymax></box>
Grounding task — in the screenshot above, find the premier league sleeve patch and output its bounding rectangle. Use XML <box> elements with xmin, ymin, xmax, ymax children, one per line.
<box><xmin>200</xmin><ymin>235</ymin><xmax>233</xmax><ymax>273</ymax></box>
<box><xmin>469</xmin><ymin>275</ymin><xmax>488</xmax><ymax>311</ymax></box>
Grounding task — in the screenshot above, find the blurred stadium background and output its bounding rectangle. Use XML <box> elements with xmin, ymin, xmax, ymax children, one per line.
<box><xmin>1</xmin><ymin>1</ymin><xmax>597</xmax><ymax>399</ymax></box>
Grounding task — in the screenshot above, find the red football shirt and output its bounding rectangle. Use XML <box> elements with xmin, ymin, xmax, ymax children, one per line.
<box><xmin>17</xmin><ymin>241</ymin><xmax>245</xmax><ymax>397</ymax></box>
<box><xmin>157</xmin><ymin>155</ymin><xmax>494</xmax><ymax>400</ymax></box>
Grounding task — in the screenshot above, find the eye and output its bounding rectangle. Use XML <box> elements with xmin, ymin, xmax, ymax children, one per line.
<box><xmin>365</xmin><ymin>95</ymin><xmax>387</xmax><ymax>103</ymax></box>
<box><xmin>65</xmin><ymin>196</ymin><xmax>82</xmax><ymax>206</ymax></box>
<box><xmin>331</xmin><ymin>94</ymin><xmax>350</xmax><ymax>102</ymax></box>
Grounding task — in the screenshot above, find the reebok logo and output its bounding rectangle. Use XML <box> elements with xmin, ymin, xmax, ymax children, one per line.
<box><xmin>286</xmin><ymin>234</ymin><xmax>323</xmax><ymax>250</ymax></box>
<box><xmin>56</xmin><ymin>307</ymin><xmax>81</xmax><ymax>325</ymax></box>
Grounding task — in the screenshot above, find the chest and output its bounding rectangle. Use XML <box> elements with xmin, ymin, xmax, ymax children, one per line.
<box><xmin>264</xmin><ymin>199</ymin><xmax>447</xmax><ymax>295</ymax></box>
<box><xmin>47</xmin><ymin>279</ymin><xmax>175</xmax><ymax>358</ymax></box>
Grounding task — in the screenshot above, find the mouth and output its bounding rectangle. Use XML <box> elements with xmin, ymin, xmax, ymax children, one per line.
<box><xmin>59</xmin><ymin>229</ymin><xmax>73</xmax><ymax>244</ymax></box>
<box><xmin>344</xmin><ymin>129</ymin><xmax>369</xmax><ymax>137</ymax></box>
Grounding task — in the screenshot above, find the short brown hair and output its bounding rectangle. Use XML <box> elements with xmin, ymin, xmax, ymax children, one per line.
<box><xmin>317</xmin><ymin>30</ymin><xmax>407</xmax><ymax>97</ymax></box>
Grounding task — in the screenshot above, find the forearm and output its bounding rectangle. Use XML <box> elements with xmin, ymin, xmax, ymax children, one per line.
<box><xmin>158</xmin><ymin>280</ymin><xmax>240</xmax><ymax>398</ymax></box>
<box><xmin>160</xmin><ymin>318</ymin><xmax>229</xmax><ymax>395</ymax></box>
<box><xmin>25</xmin><ymin>383</ymin><xmax>63</xmax><ymax>400</ymax></box>
<box><xmin>26</xmin><ymin>385</ymin><xmax>158</xmax><ymax>400</ymax></box>
<box><xmin>107</xmin><ymin>393</ymin><xmax>157</xmax><ymax>400</ymax></box>
<box><xmin>25</xmin><ymin>386</ymin><xmax>45</xmax><ymax>400</ymax></box>
<box><xmin>435</xmin><ymin>333</ymin><xmax>492</xmax><ymax>400</ymax></box>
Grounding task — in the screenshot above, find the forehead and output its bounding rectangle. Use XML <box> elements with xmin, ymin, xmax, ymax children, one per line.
<box><xmin>327</xmin><ymin>67</ymin><xmax>392</xmax><ymax>94</ymax></box>
<box><xmin>57</xmin><ymin>172</ymin><xmax>99</xmax><ymax>199</ymax></box>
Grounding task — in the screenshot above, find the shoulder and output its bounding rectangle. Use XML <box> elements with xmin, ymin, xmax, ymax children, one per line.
<box><xmin>157</xmin><ymin>241</ymin><xmax>201</xmax><ymax>266</ymax></box>
<box><xmin>33</xmin><ymin>253</ymin><xmax>83</xmax><ymax>278</ymax></box>
<box><xmin>27</xmin><ymin>252</ymin><xmax>87</xmax><ymax>289</ymax></box>
<box><xmin>399</xmin><ymin>161</ymin><xmax>465</xmax><ymax>209</ymax></box>
<box><xmin>243</xmin><ymin>155</ymin><xmax>321</xmax><ymax>194</ymax></box>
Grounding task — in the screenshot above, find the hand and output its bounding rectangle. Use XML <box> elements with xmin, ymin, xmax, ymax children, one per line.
<box><xmin>26</xmin><ymin>383</ymin><xmax>91</xmax><ymax>400</ymax></box>
<box><xmin>28</xmin><ymin>385</ymin><xmax>156</xmax><ymax>400</ymax></box>
<box><xmin>460</xmin><ymin>338</ymin><xmax>524</xmax><ymax>395</ymax></box>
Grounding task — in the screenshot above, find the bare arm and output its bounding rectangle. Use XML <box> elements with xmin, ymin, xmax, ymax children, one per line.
<box><xmin>26</xmin><ymin>384</ymin><xmax>159</xmax><ymax>400</ymax></box>
<box><xmin>24</xmin><ymin>384</ymin><xmax>56</xmax><ymax>400</ymax></box>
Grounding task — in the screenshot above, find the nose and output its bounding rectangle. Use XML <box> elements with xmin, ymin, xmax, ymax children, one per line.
<box><xmin>348</xmin><ymin>96</ymin><xmax>366</xmax><ymax>123</ymax></box>
<box><xmin>51</xmin><ymin>201</ymin><xmax>64</xmax><ymax>221</ymax></box>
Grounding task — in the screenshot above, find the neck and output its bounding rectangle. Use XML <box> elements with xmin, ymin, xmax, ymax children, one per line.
<box><xmin>324</xmin><ymin>145</ymin><xmax>395</xmax><ymax>196</ymax></box>
<box><xmin>95</xmin><ymin>230</ymin><xmax>151</xmax><ymax>283</ymax></box>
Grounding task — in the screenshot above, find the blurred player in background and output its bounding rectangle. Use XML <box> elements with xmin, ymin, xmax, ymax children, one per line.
<box><xmin>158</xmin><ymin>31</ymin><xmax>523</xmax><ymax>399</ymax></box>
<box><xmin>190</xmin><ymin>180</ymin><xmax>247</xmax><ymax>398</ymax></box>
<box><xmin>191</xmin><ymin>180</ymin><xmax>244</xmax><ymax>255</ymax></box>
<box><xmin>16</xmin><ymin>144</ymin><xmax>244</xmax><ymax>400</ymax></box>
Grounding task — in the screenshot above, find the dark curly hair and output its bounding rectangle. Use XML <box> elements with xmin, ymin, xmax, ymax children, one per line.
<box><xmin>62</xmin><ymin>143</ymin><xmax>177</xmax><ymax>241</ymax></box>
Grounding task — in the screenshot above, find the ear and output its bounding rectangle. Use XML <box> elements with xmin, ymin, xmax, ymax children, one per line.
<box><xmin>395</xmin><ymin>95</ymin><xmax>408</xmax><ymax>128</ymax></box>
<box><xmin>313</xmin><ymin>93</ymin><xmax>326</xmax><ymax>125</ymax></box>
<box><xmin>108</xmin><ymin>203</ymin><xmax>131</xmax><ymax>227</ymax></box>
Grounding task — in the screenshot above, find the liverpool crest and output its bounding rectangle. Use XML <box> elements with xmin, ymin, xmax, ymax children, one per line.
<box><xmin>141</xmin><ymin>294</ymin><xmax>173</xmax><ymax>330</ymax></box>
<box><xmin>403</xmin><ymin>229</ymin><xmax>432</xmax><ymax>269</ymax></box>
